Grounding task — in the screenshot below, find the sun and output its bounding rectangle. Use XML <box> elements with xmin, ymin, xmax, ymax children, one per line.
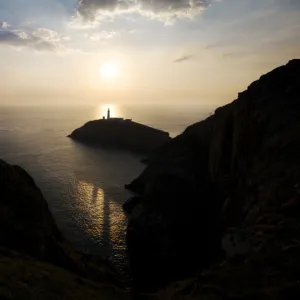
<box><xmin>100</xmin><ymin>61</ymin><xmax>118</xmax><ymax>79</ymax></box>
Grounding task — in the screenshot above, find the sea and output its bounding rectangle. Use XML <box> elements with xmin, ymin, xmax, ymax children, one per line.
<box><xmin>0</xmin><ymin>104</ymin><xmax>214</xmax><ymax>272</ymax></box>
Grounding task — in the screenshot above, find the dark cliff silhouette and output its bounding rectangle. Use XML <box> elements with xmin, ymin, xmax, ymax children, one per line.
<box><xmin>125</xmin><ymin>59</ymin><xmax>300</xmax><ymax>298</ymax></box>
<box><xmin>0</xmin><ymin>159</ymin><xmax>128</xmax><ymax>299</ymax></box>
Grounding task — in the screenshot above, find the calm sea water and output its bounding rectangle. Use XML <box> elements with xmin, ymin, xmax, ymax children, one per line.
<box><xmin>0</xmin><ymin>104</ymin><xmax>213</xmax><ymax>271</ymax></box>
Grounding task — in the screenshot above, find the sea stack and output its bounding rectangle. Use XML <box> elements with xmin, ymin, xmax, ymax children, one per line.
<box><xmin>68</xmin><ymin>110</ymin><xmax>171</xmax><ymax>154</ymax></box>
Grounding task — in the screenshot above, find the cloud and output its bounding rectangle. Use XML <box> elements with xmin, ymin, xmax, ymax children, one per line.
<box><xmin>0</xmin><ymin>21</ymin><xmax>10</xmax><ymax>29</ymax></box>
<box><xmin>173</xmin><ymin>54</ymin><xmax>193</xmax><ymax>62</ymax></box>
<box><xmin>62</xmin><ymin>36</ymin><xmax>71</xmax><ymax>41</ymax></box>
<box><xmin>204</xmin><ymin>43</ymin><xmax>221</xmax><ymax>49</ymax></box>
<box><xmin>222</xmin><ymin>53</ymin><xmax>235</xmax><ymax>59</ymax></box>
<box><xmin>32</xmin><ymin>28</ymin><xmax>61</xmax><ymax>42</ymax></box>
<box><xmin>0</xmin><ymin>26</ymin><xmax>66</xmax><ymax>52</ymax></box>
<box><xmin>76</xmin><ymin>0</ymin><xmax>213</xmax><ymax>24</ymax></box>
<box><xmin>88</xmin><ymin>31</ymin><xmax>116</xmax><ymax>41</ymax></box>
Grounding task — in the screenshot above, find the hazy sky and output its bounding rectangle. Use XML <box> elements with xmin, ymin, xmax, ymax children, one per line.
<box><xmin>0</xmin><ymin>0</ymin><xmax>299</xmax><ymax>105</ymax></box>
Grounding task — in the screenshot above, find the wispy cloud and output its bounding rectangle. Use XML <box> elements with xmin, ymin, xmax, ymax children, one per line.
<box><xmin>173</xmin><ymin>43</ymin><xmax>229</xmax><ymax>63</ymax></box>
<box><xmin>173</xmin><ymin>54</ymin><xmax>194</xmax><ymax>63</ymax></box>
<box><xmin>0</xmin><ymin>25</ymin><xmax>67</xmax><ymax>52</ymax></box>
<box><xmin>128</xmin><ymin>29</ymin><xmax>137</xmax><ymax>34</ymax></box>
<box><xmin>88</xmin><ymin>31</ymin><xmax>116</xmax><ymax>41</ymax></box>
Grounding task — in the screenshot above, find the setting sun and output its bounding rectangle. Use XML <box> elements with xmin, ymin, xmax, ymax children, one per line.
<box><xmin>100</xmin><ymin>62</ymin><xmax>119</xmax><ymax>79</ymax></box>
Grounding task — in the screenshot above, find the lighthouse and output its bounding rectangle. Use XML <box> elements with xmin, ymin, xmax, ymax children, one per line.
<box><xmin>107</xmin><ymin>108</ymin><xmax>110</xmax><ymax>119</ymax></box>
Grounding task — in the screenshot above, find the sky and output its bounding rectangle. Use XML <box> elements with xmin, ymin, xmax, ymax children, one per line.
<box><xmin>0</xmin><ymin>0</ymin><xmax>299</xmax><ymax>106</ymax></box>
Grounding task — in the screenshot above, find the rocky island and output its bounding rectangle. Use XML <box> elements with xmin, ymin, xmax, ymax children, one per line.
<box><xmin>68</xmin><ymin>110</ymin><xmax>171</xmax><ymax>154</ymax></box>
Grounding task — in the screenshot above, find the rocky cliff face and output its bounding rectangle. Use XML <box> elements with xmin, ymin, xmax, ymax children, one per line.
<box><xmin>68</xmin><ymin>119</ymin><xmax>171</xmax><ymax>154</ymax></box>
<box><xmin>0</xmin><ymin>159</ymin><xmax>128</xmax><ymax>299</ymax></box>
<box><xmin>125</xmin><ymin>59</ymin><xmax>300</xmax><ymax>297</ymax></box>
<box><xmin>210</xmin><ymin>59</ymin><xmax>300</xmax><ymax>228</ymax></box>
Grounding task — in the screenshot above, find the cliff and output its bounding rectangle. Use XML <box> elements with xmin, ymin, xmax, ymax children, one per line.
<box><xmin>68</xmin><ymin>119</ymin><xmax>171</xmax><ymax>154</ymax></box>
<box><xmin>0</xmin><ymin>159</ymin><xmax>128</xmax><ymax>299</ymax></box>
<box><xmin>124</xmin><ymin>59</ymin><xmax>300</xmax><ymax>297</ymax></box>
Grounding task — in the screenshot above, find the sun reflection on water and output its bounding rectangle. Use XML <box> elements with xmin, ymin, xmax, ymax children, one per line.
<box><xmin>74</xmin><ymin>180</ymin><xmax>126</xmax><ymax>254</ymax></box>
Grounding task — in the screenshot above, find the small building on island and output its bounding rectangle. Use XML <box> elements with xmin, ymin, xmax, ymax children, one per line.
<box><xmin>102</xmin><ymin>108</ymin><xmax>131</xmax><ymax>122</ymax></box>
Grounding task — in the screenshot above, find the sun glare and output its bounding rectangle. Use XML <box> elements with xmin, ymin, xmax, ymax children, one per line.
<box><xmin>96</xmin><ymin>104</ymin><xmax>120</xmax><ymax>119</ymax></box>
<box><xmin>100</xmin><ymin>62</ymin><xmax>118</xmax><ymax>79</ymax></box>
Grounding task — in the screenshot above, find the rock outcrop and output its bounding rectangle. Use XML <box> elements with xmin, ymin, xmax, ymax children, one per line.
<box><xmin>125</xmin><ymin>59</ymin><xmax>300</xmax><ymax>297</ymax></box>
<box><xmin>68</xmin><ymin>119</ymin><xmax>171</xmax><ymax>154</ymax></box>
<box><xmin>0</xmin><ymin>159</ymin><xmax>128</xmax><ymax>299</ymax></box>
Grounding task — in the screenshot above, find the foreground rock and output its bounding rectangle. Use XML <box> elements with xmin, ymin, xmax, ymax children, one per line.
<box><xmin>125</xmin><ymin>59</ymin><xmax>300</xmax><ymax>297</ymax></box>
<box><xmin>68</xmin><ymin>119</ymin><xmax>171</xmax><ymax>154</ymax></box>
<box><xmin>0</xmin><ymin>159</ymin><xmax>128</xmax><ymax>299</ymax></box>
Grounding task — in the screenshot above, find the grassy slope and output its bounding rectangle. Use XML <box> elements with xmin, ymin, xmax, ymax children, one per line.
<box><xmin>0</xmin><ymin>249</ymin><xmax>128</xmax><ymax>300</ymax></box>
